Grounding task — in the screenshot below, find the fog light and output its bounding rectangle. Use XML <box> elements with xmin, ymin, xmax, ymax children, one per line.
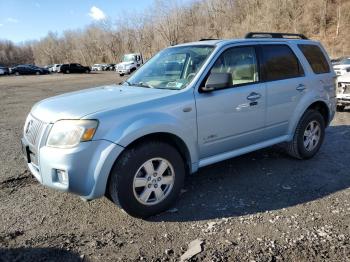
<box><xmin>56</xmin><ymin>169</ymin><xmax>68</xmax><ymax>185</ymax></box>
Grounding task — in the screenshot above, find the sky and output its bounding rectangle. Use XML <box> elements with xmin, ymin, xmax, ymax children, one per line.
<box><xmin>0</xmin><ymin>0</ymin><xmax>184</xmax><ymax>43</ymax></box>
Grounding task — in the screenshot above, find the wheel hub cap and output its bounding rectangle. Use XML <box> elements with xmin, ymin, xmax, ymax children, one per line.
<box><xmin>133</xmin><ymin>158</ymin><xmax>175</xmax><ymax>206</ymax></box>
<box><xmin>303</xmin><ymin>120</ymin><xmax>321</xmax><ymax>151</ymax></box>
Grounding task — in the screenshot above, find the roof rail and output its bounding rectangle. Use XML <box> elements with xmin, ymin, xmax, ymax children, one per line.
<box><xmin>199</xmin><ymin>38</ymin><xmax>220</xmax><ymax>41</ymax></box>
<box><xmin>245</xmin><ymin>32</ymin><xmax>308</xmax><ymax>40</ymax></box>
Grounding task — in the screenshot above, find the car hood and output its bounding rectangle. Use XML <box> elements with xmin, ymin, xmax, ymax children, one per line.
<box><xmin>31</xmin><ymin>85</ymin><xmax>175</xmax><ymax>123</ymax></box>
<box><xmin>337</xmin><ymin>73</ymin><xmax>350</xmax><ymax>83</ymax></box>
<box><xmin>333</xmin><ymin>64</ymin><xmax>350</xmax><ymax>70</ymax></box>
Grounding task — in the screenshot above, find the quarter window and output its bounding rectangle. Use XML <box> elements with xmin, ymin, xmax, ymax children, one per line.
<box><xmin>210</xmin><ymin>46</ymin><xmax>259</xmax><ymax>86</ymax></box>
<box><xmin>298</xmin><ymin>44</ymin><xmax>330</xmax><ymax>74</ymax></box>
<box><xmin>261</xmin><ymin>45</ymin><xmax>304</xmax><ymax>81</ymax></box>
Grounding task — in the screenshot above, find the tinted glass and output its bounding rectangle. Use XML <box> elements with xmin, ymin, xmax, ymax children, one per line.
<box><xmin>298</xmin><ymin>44</ymin><xmax>330</xmax><ymax>74</ymax></box>
<box><xmin>211</xmin><ymin>46</ymin><xmax>258</xmax><ymax>86</ymax></box>
<box><xmin>261</xmin><ymin>45</ymin><xmax>303</xmax><ymax>81</ymax></box>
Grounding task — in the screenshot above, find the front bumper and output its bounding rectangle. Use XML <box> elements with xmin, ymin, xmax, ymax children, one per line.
<box><xmin>117</xmin><ymin>69</ymin><xmax>130</xmax><ymax>74</ymax></box>
<box><xmin>337</xmin><ymin>94</ymin><xmax>350</xmax><ymax>105</ymax></box>
<box><xmin>21</xmin><ymin>137</ymin><xmax>124</xmax><ymax>200</ymax></box>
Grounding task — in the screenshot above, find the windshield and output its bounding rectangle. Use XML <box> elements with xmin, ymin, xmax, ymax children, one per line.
<box><xmin>125</xmin><ymin>45</ymin><xmax>214</xmax><ymax>90</ymax></box>
<box><xmin>123</xmin><ymin>54</ymin><xmax>136</xmax><ymax>62</ymax></box>
<box><xmin>340</xmin><ymin>58</ymin><xmax>350</xmax><ymax>65</ymax></box>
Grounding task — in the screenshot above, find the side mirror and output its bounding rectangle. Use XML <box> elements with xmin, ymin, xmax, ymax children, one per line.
<box><xmin>201</xmin><ymin>72</ymin><xmax>232</xmax><ymax>92</ymax></box>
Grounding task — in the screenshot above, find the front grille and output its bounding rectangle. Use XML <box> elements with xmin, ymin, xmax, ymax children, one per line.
<box><xmin>118</xmin><ymin>65</ymin><xmax>124</xmax><ymax>70</ymax></box>
<box><xmin>24</xmin><ymin>115</ymin><xmax>45</xmax><ymax>147</ymax></box>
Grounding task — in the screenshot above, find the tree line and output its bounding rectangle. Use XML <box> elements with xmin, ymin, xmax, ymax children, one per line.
<box><xmin>0</xmin><ymin>0</ymin><xmax>349</xmax><ymax>67</ymax></box>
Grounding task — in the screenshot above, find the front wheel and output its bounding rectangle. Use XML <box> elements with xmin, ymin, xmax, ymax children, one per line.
<box><xmin>286</xmin><ymin>109</ymin><xmax>325</xmax><ymax>159</ymax></box>
<box><xmin>108</xmin><ymin>141</ymin><xmax>185</xmax><ymax>218</ymax></box>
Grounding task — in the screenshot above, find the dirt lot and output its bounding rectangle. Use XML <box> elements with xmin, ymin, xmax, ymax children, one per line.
<box><xmin>0</xmin><ymin>72</ymin><xmax>349</xmax><ymax>262</ymax></box>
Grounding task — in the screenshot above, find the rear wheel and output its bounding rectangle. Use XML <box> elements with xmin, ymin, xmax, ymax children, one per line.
<box><xmin>15</xmin><ymin>72</ymin><xmax>20</xmax><ymax>76</ymax></box>
<box><xmin>35</xmin><ymin>71</ymin><xmax>40</xmax><ymax>75</ymax></box>
<box><xmin>286</xmin><ymin>109</ymin><xmax>325</xmax><ymax>159</ymax></box>
<box><xmin>108</xmin><ymin>141</ymin><xmax>185</xmax><ymax>218</ymax></box>
<box><xmin>65</xmin><ymin>70</ymin><xmax>70</xmax><ymax>74</ymax></box>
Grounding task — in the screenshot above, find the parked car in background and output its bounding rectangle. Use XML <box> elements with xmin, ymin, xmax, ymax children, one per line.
<box><xmin>333</xmin><ymin>57</ymin><xmax>350</xmax><ymax>76</ymax></box>
<box><xmin>0</xmin><ymin>66</ymin><xmax>10</xmax><ymax>75</ymax></box>
<box><xmin>106</xmin><ymin>64</ymin><xmax>116</xmax><ymax>71</ymax></box>
<box><xmin>60</xmin><ymin>63</ymin><xmax>91</xmax><ymax>74</ymax></box>
<box><xmin>336</xmin><ymin>72</ymin><xmax>350</xmax><ymax>111</ymax></box>
<box><xmin>115</xmin><ymin>53</ymin><xmax>143</xmax><ymax>76</ymax></box>
<box><xmin>21</xmin><ymin>32</ymin><xmax>336</xmax><ymax>218</ymax></box>
<box><xmin>331</xmin><ymin>56</ymin><xmax>347</xmax><ymax>65</ymax></box>
<box><xmin>11</xmin><ymin>65</ymin><xmax>50</xmax><ymax>76</ymax></box>
<box><xmin>51</xmin><ymin>64</ymin><xmax>61</xmax><ymax>73</ymax></box>
<box><xmin>45</xmin><ymin>65</ymin><xmax>53</xmax><ymax>71</ymax></box>
<box><xmin>92</xmin><ymin>64</ymin><xmax>103</xmax><ymax>71</ymax></box>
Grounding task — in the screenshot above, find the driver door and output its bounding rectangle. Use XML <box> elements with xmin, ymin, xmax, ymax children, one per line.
<box><xmin>195</xmin><ymin>45</ymin><xmax>266</xmax><ymax>160</ymax></box>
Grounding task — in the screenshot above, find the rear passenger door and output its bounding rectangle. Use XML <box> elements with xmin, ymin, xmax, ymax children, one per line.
<box><xmin>259</xmin><ymin>44</ymin><xmax>306</xmax><ymax>139</ymax></box>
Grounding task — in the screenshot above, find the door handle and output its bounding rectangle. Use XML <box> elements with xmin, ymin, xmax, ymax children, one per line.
<box><xmin>247</xmin><ymin>92</ymin><xmax>261</xmax><ymax>101</ymax></box>
<box><xmin>296</xmin><ymin>84</ymin><xmax>306</xmax><ymax>91</ymax></box>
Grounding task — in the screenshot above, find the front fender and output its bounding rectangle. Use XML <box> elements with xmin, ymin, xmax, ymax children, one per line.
<box><xmin>97</xmin><ymin>111</ymin><xmax>199</xmax><ymax>172</ymax></box>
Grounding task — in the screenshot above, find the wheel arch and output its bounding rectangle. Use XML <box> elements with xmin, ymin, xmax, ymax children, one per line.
<box><xmin>288</xmin><ymin>99</ymin><xmax>331</xmax><ymax>139</ymax></box>
<box><xmin>306</xmin><ymin>101</ymin><xmax>330</xmax><ymax>126</ymax></box>
<box><xmin>121</xmin><ymin>132</ymin><xmax>192</xmax><ymax>175</ymax></box>
<box><xmin>104</xmin><ymin>132</ymin><xmax>193</xmax><ymax>199</ymax></box>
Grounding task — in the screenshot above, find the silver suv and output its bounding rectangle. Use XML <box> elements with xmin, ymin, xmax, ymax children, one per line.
<box><xmin>21</xmin><ymin>32</ymin><xmax>336</xmax><ymax>218</ymax></box>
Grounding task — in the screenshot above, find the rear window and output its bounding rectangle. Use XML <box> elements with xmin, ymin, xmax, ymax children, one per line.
<box><xmin>298</xmin><ymin>44</ymin><xmax>330</xmax><ymax>74</ymax></box>
<box><xmin>261</xmin><ymin>45</ymin><xmax>304</xmax><ymax>81</ymax></box>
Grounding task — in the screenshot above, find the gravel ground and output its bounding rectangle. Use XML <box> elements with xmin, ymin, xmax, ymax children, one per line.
<box><xmin>0</xmin><ymin>72</ymin><xmax>349</xmax><ymax>262</ymax></box>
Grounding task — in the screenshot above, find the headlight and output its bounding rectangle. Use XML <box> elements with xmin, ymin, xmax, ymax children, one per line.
<box><xmin>47</xmin><ymin>120</ymin><xmax>98</xmax><ymax>148</ymax></box>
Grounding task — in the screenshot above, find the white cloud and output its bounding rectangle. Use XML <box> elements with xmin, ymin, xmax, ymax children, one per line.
<box><xmin>6</xmin><ymin>17</ymin><xmax>19</xmax><ymax>23</ymax></box>
<box><xmin>88</xmin><ymin>6</ymin><xmax>106</xmax><ymax>21</ymax></box>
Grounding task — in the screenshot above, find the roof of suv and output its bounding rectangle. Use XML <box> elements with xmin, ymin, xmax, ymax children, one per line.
<box><xmin>175</xmin><ymin>38</ymin><xmax>320</xmax><ymax>48</ymax></box>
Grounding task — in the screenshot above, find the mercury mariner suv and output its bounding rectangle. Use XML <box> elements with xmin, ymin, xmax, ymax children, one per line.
<box><xmin>21</xmin><ymin>32</ymin><xmax>336</xmax><ymax>218</ymax></box>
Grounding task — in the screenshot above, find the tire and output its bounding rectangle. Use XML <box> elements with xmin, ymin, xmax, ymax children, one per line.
<box><xmin>15</xmin><ymin>72</ymin><xmax>19</xmax><ymax>76</ymax></box>
<box><xmin>336</xmin><ymin>105</ymin><xmax>345</xmax><ymax>112</ymax></box>
<box><xmin>119</xmin><ymin>73</ymin><xmax>124</xmax><ymax>77</ymax></box>
<box><xmin>85</xmin><ymin>70</ymin><xmax>90</xmax><ymax>73</ymax></box>
<box><xmin>36</xmin><ymin>71</ymin><xmax>40</xmax><ymax>75</ymax></box>
<box><xmin>65</xmin><ymin>70</ymin><xmax>70</xmax><ymax>74</ymax></box>
<box><xmin>286</xmin><ymin>109</ymin><xmax>325</xmax><ymax>159</ymax></box>
<box><xmin>108</xmin><ymin>141</ymin><xmax>185</xmax><ymax>218</ymax></box>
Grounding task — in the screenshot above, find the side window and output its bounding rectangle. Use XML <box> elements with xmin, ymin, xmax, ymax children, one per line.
<box><xmin>210</xmin><ymin>46</ymin><xmax>259</xmax><ymax>86</ymax></box>
<box><xmin>261</xmin><ymin>45</ymin><xmax>304</xmax><ymax>81</ymax></box>
<box><xmin>298</xmin><ymin>44</ymin><xmax>330</xmax><ymax>74</ymax></box>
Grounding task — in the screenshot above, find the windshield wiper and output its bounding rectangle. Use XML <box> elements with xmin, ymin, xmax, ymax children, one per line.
<box><xmin>122</xmin><ymin>80</ymin><xmax>132</xmax><ymax>86</ymax></box>
<box><xmin>136</xmin><ymin>82</ymin><xmax>154</xmax><ymax>88</ymax></box>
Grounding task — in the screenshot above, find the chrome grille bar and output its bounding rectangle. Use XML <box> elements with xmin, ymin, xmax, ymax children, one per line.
<box><xmin>24</xmin><ymin>115</ymin><xmax>45</xmax><ymax>147</ymax></box>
